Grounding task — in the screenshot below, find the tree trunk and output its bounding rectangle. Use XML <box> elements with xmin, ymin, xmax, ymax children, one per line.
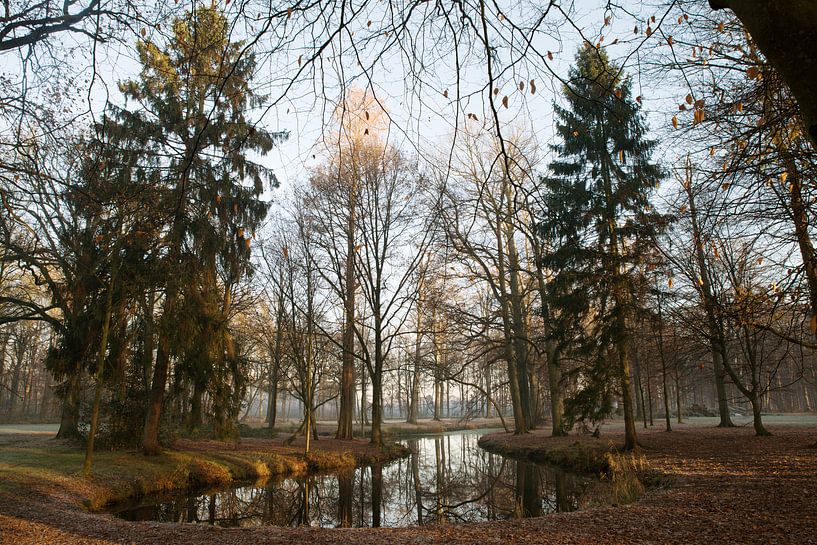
<box><xmin>546</xmin><ymin>344</ymin><xmax>566</xmax><ymax>436</ymax></box>
<box><xmin>408</xmin><ymin>293</ymin><xmax>422</xmax><ymax>424</ymax></box>
<box><xmin>56</xmin><ymin>371</ymin><xmax>81</xmax><ymax>439</ymax></box>
<box><xmin>142</xmin><ymin>285</ymin><xmax>177</xmax><ymax>455</ymax></box>
<box><xmin>337</xmin><ymin>188</ymin><xmax>357</xmax><ymax>440</ymax></box>
<box><xmin>750</xmin><ymin>394</ymin><xmax>771</xmax><ymax>436</ymax></box>
<box><xmin>369</xmin><ymin>329</ymin><xmax>383</xmax><ymax>447</ymax></box>
<box><xmin>657</xmin><ymin>291</ymin><xmax>672</xmax><ymax>432</ymax></box>
<box><xmin>684</xmin><ymin>167</ymin><xmax>735</xmax><ymax>427</ymax></box>
<box><xmin>618</xmin><ymin>340</ymin><xmax>639</xmax><ymax>450</ymax></box>
<box><xmin>785</xmin><ymin>158</ymin><xmax>817</xmax><ymax>341</ymax></box>
<box><xmin>84</xmin><ymin>266</ymin><xmax>117</xmax><ymax>475</ymax></box>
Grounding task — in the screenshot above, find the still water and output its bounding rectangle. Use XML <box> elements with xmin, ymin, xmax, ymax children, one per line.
<box><xmin>111</xmin><ymin>430</ymin><xmax>593</xmax><ymax>527</ymax></box>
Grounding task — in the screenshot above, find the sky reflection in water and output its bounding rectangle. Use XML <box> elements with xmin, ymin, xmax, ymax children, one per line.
<box><xmin>113</xmin><ymin>430</ymin><xmax>592</xmax><ymax>527</ymax></box>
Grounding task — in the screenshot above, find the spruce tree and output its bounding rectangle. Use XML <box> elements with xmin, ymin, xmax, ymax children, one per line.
<box><xmin>540</xmin><ymin>44</ymin><xmax>666</xmax><ymax>450</ymax></box>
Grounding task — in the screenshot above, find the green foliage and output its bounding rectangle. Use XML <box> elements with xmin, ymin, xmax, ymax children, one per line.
<box><xmin>538</xmin><ymin>45</ymin><xmax>669</xmax><ymax>427</ymax></box>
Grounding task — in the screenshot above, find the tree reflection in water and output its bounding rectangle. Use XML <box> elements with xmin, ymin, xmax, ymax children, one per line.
<box><xmin>114</xmin><ymin>431</ymin><xmax>592</xmax><ymax>528</ymax></box>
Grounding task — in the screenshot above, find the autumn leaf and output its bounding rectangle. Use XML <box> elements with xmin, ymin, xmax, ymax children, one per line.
<box><xmin>672</xmin><ymin>115</ymin><xmax>679</xmax><ymax>129</ymax></box>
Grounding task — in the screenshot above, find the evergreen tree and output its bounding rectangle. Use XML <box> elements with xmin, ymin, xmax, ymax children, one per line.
<box><xmin>539</xmin><ymin>44</ymin><xmax>667</xmax><ymax>450</ymax></box>
<box><xmin>105</xmin><ymin>5</ymin><xmax>287</xmax><ymax>454</ymax></box>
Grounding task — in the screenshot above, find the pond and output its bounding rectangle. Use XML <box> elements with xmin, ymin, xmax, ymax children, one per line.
<box><xmin>110</xmin><ymin>430</ymin><xmax>595</xmax><ymax>528</ymax></box>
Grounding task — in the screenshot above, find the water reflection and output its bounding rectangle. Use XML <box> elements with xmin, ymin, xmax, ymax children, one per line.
<box><xmin>113</xmin><ymin>431</ymin><xmax>591</xmax><ymax>528</ymax></box>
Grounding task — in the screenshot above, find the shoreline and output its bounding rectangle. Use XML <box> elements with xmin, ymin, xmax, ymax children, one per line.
<box><xmin>0</xmin><ymin>421</ymin><xmax>815</xmax><ymax>544</ymax></box>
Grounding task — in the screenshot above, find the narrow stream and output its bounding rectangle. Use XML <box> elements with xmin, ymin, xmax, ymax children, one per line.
<box><xmin>110</xmin><ymin>430</ymin><xmax>595</xmax><ymax>527</ymax></box>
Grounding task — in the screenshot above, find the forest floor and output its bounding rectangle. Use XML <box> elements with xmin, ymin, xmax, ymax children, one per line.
<box><xmin>0</xmin><ymin>419</ymin><xmax>816</xmax><ymax>544</ymax></box>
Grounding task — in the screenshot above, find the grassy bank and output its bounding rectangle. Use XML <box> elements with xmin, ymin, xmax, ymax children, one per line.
<box><xmin>0</xmin><ymin>434</ymin><xmax>408</xmax><ymax>512</ymax></box>
<box><xmin>478</xmin><ymin>430</ymin><xmax>654</xmax><ymax>506</ymax></box>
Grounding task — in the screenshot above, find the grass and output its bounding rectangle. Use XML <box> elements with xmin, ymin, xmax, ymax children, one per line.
<box><xmin>0</xmin><ymin>434</ymin><xmax>408</xmax><ymax>512</ymax></box>
<box><xmin>478</xmin><ymin>432</ymin><xmax>655</xmax><ymax>507</ymax></box>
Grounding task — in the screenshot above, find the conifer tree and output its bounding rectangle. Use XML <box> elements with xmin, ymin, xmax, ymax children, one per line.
<box><xmin>104</xmin><ymin>5</ymin><xmax>287</xmax><ymax>454</ymax></box>
<box><xmin>540</xmin><ymin>45</ymin><xmax>666</xmax><ymax>450</ymax></box>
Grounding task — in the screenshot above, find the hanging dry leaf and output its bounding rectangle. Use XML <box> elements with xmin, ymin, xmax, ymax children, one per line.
<box><xmin>502</xmin><ymin>96</ymin><xmax>509</xmax><ymax>108</ymax></box>
<box><xmin>685</xmin><ymin>94</ymin><xmax>693</xmax><ymax>105</ymax></box>
<box><xmin>667</xmin><ymin>35</ymin><xmax>674</xmax><ymax>46</ymax></box>
<box><xmin>672</xmin><ymin>115</ymin><xmax>679</xmax><ymax>129</ymax></box>
<box><xmin>443</xmin><ymin>89</ymin><xmax>449</xmax><ymax>98</ymax></box>
<box><xmin>529</xmin><ymin>79</ymin><xmax>536</xmax><ymax>94</ymax></box>
<box><xmin>547</xmin><ymin>51</ymin><xmax>554</xmax><ymax>61</ymax></box>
